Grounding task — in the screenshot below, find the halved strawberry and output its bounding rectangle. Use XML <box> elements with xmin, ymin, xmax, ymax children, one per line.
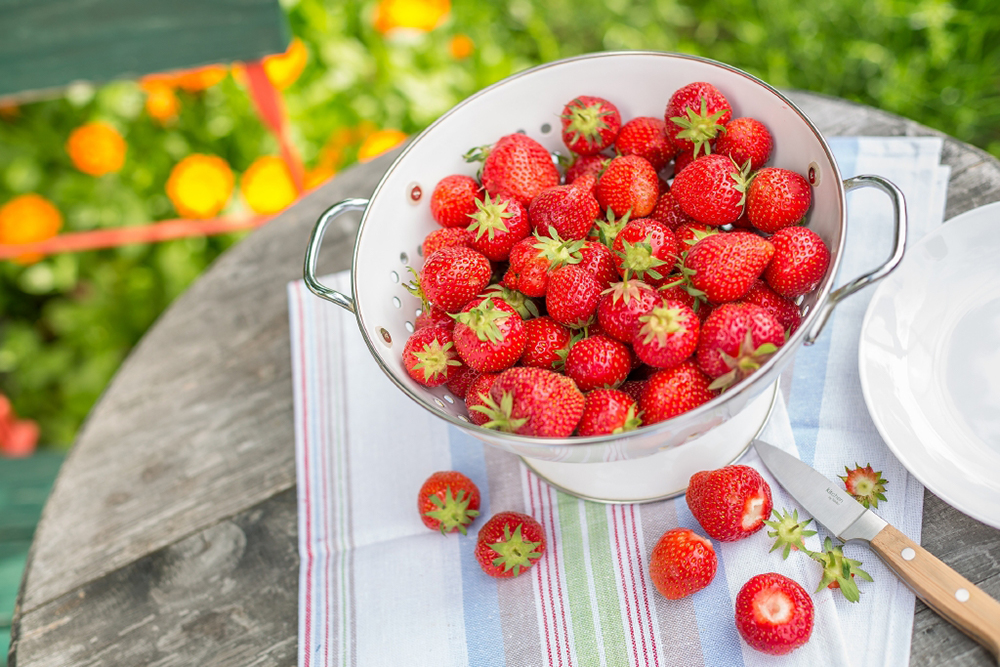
<box><xmin>686</xmin><ymin>465</ymin><xmax>773</xmax><ymax>542</ymax></box>
<box><xmin>418</xmin><ymin>471</ymin><xmax>481</xmax><ymax>535</ymax></box>
<box><xmin>561</xmin><ymin>96</ymin><xmax>621</xmax><ymax>156</ymax></box>
<box><xmin>565</xmin><ymin>334</ymin><xmax>632</xmax><ymax>391</ymax></box>
<box><xmin>475</xmin><ymin>511</ymin><xmax>546</xmax><ymax>578</ymax></box>
<box><xmin>735</xmin><ymin>573</ymin><xmax>814</xmax><ymax>655</ymax></box>
<box><xmin>452</xmin><ymin>297</ymin><xmax>527</xmax><ymax>372</ymax></box>
<box><xmin>403</xmin><ymin>326</ymin><xmax>463</xmax><ymax>387</ymax></box>
<box><xmin>576</xmin><ymin>388</ymin><xmax>641</xmax><ymax>436</ymax></box>
<box><xmin>639</xmin><ymin>361</ymin><xmax>716</xmax><ymax>425</ymax></box>
<box><xmin>473</xmin><ymin>366</ymin><xmax>585</xmax><ymax>437</ymax></box>
<box><xmin>649</xmin><ymin>527</ymin><xmax>717</xmax><ymax>600</ymax></box>
<box><xmin>430</xmin><ymin>174</ymin><xmax>483</xmax><ymax>228</ymax></box>
<box><xmin>616</xmin><ymin>116</ymin><xmax>676</xmax><ymax>171</ymax></box>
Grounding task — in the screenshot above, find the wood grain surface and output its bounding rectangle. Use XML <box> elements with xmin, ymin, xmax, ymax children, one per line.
<box><xmin>10</xmin><ymin>92</ymin><xmax>1000</xmax><ymax>666</ymax></box>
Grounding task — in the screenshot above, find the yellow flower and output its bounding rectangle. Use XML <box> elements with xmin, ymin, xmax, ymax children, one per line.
<box><xmin>357</xmin><ymin>129</ymin><xmax>408</xmax><ymax>162</ymax></box>
<box><xmin>241</xmin><ymin>156</ymin><xmax>297</xmax><ymax>214</ymax></box>
<box><xmin>449</xmin><ymin>34</ymin><xmax>474</xmax><ymax>59</ymax></box>
<box><xmin>374</xmin><ymin>0</ymin><xmax>450</xmax><ymax>33</ymax></box>
<box><xmin>166</xmin><ymin>155</ymin><xmax>235</xmax><ymax>219</ymax></box>
<box><xmin>263</xmin><ymin>38</ymin><xmax>308</xmax><ymax>91</ymax></box>
<box><xmin>141</xmin><ymin>83</ymin><xmax>180</xmax><ymax>124</ymax></box>
<box><xmin>66</xmin><ymin>122</ymin><xmax>127</xmax><ymax>176</ymax></box>
<box><xmin>0</xmin><ymin>194</ymin><xmax>63</xmax><ymax>263</ymax></box>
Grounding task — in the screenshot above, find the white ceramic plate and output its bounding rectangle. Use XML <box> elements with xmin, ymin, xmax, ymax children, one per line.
<box><xmin>859</xmin><ymin>201</ymin><xmax>1000</xmax><ymax>529</ymax></box>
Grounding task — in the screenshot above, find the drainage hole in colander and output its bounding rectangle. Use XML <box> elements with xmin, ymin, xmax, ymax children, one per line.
<box><xmin>415</xmin><ymin>307</ymin><xmax>422</xmax><ymax>317</ymax></box>
<box><xmin>540</xmin><ymin>123</ymin><xmax>552</xmax><ymax>134</ymax></box>
<box><xmin>392</xmin><ymin>296</ymin><xmax>401</xmax><ymax>309</ymax></box>
<box><xmin>416</xmin><ymin>245</ymin><xmax>423</xmax><ymax>257</ymax></box>
<box><xmin>405</xmin><ymin>321</ymin><xmax>414</xmax><ymax>333</ymax></box>
<box><xmin>458</xmin><ymin>415</ymin><xmax>469</xmax><ymax>422</ymax></box>
<box><xmin>390</xmin><ymin>270</ymin><xmax>399</xmax><ymax>283</ymax></box>
<box><xmin>443</xmin><ymin>394</ymin><xmax>454</xmax><ymax>404</ymax></box>
<box><xmin>434</xmin><ymin>398</ymin><xmax>445</xmax><ymax>408</ymax></box>
<box><xmin>400</xmin><ymin>252</ymin><xmax>408</xmax><ymax>264</ymax></box>
<box><xmin>378</xmin><ymin>328</ymin><xmax>392</xmax><ymax>347</ymax></box>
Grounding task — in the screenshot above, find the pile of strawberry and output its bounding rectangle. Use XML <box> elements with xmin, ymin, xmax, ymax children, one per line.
<box><xmin>402</xmin><ymin>82</ymin><xmax>831</xmax><ymax>437</ymax></box>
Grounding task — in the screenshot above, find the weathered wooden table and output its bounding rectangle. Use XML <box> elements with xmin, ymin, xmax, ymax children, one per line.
<box><xmin>9</xmin><ymin>92</ymin><xmax>1000</xmax><ymax>666</ymax></box>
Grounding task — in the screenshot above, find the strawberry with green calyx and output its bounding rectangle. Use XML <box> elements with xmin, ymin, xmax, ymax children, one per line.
<box><xmin>528</xmin><ymin>180</ymin><xmax>601</xmax><ymax>241</ymax></box>
<box><xmin>561</xmin><ymin>96</ymin><xmax>621</xmax><ymax>156</ymax></box>
<box><xmin>502</xmin><ymin>229</ymin><xmax>584</xmax><ymax>298</ymax></box>
<box><xmin>840</xmin><ymin>463</ymin><xmax>889</xmax><ymax>509</ymax></box>
<box><xmin>473</xmin><ymin>366</ymin><xmax>585</xmax><ymax>437</ymax></box>
<box><xmin>811</xmin><ymin>536</ymin><xmax>874</xmax><ymax>603</ymax></box>
<box><xmin>686</xmin><ymin>464</ymin><xmax>773</xmax><ymax>542</ymax></box>
<box><xmin>639</xmin><ymin>361</ymin><xmax>717</xmax><ymax>425</ymax></box>
<box><xmin>735</xmin><ymin>572</ymin><xmax>814</xmax><ymax>655</ymax></box>
<box><xmin>418</xmin><ymin>246</ymin><xmax>493</xmax><ymax>313</ymax></box>
<box><xmin>746</xmin><ymin>167</ymin><xmax>811</xmax><ymax>234</ymax></box>
<box><xmin>714</xmin><ymin>117</ymin><xmax>773</xmax><ymax>171</ymax></box>
<box><xmin>649</xmin><ymin>527</ymin><xmax>717</xmax><ymax>600</ymax></box>
<box><xmin>546</xmin><ymin>264</ymin><xmax>603</xmax><ymax>329</ymax></box>
<box><xmin>672</xmin><ymin>154</ymin><xmax>753</xmax><ymax>226</ymax></box>
<box><xmin>764</xmin><ymin>508</ymin><xmax>817</xmax><ymax>559</ymax></box>
<box><xmin>565</xmin><ymin>334</ymin><xmax>633</xmax><ymax>391</ymax></box>
<box><xmin>475</xmin><ymin>511</ymin><xmax>546</xmax><ymax>578</ymax></box>
<box><xmin>452</xmin><ymin>297</ymin><xmax>527</xmax><ymax>373</ymax></box>
<box><xmin>430</xmin><ymin>174</ymin><xmax>484</xmax><ymax>228</ymax></box>
<box><xmin>469</xmin><ymin>133</ymin><xmax>560</xmax><ymax>207</ymax></box>
<box><xmin>588</xmin><ymin>207</ymin><xmax>631</xmax><ymax>249</ymax></box>
<box><xmin>480</xmin><ymin>283</ymin><xmax>539</xmax><ymax>320</ymax></box>
<box><xmin>684</xmin><ymin>231</ymin><xmax>775</xmax><ymax>304</ymax></box>
<box><xmin>696</xmin><ymin>303</ymin><xmax>785</xmax><ymax>391</ymax></box>
<box><xmin>616</xmin><ymin>116</ymin><xmax>676</xmax><ymax>171</ymax></box>
<box><xmin>665</xmin><ymin>83</ymin><xmax>732</xmax><ymax>158</ymax></box>
<box><xmin>632</xmin><ymin>298</ymin><xmax>700</xmax><ymax>369</ymax></box>
<box><xmin>596</xmin><ymin>279</ymin><xmax>661</xmax><ymax>343</ymax></box>
<box><xmin>673</xmin><ymin>222</ymin><xmax>719</xmax><ymax>248</ymax></box>
<box><xmin>596</xmin><ymin>155</ymin><xmax>660</xmax><ymax>219</ymax></box>
<box><xmin>521</xmin><ymin>316</ymin><xmax>573</xmax><ymax>370</ymax></box>
<box><xmin>418</xmin><ymin>471</ymin><xmax>481</xmax><ymax>535</ymax></box>
<box><xmin>403</xmin><ymin>326</ymin><xmax>464</xmax><ymax>387</ymax></box>
<box><xmin>464</xmin><ymin>372</ymin><xmax>499</xmax><ymax>425</ymax></box>
<box><xmin>465</xmin><ymin>192</ymin><xmax>529</xmax><ymax>262</ymax></box>
<box><xmin>576</xmin><ymin>388</ymin><xmax>642</xmax><ymax>436</ymax></box>
<box><xmin>612</xmin><ymin>218</ymin><xmax>679</xmax><ymax>287</ymax></box>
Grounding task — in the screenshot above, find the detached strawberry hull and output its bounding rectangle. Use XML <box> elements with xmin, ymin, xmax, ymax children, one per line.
<box><xmin>303</xmin><ymin>52</ymin><xmax>907</xmax><ymax>503</ymax></box>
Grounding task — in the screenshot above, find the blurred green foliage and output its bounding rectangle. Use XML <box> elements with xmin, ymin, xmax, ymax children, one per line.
<box><xmin>1</xmin><ymin>0</ymin><xmax>998</xmax><ymax>448</ymax></box>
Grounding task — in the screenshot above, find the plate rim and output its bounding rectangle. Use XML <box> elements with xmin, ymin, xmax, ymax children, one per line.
<box><xmin>859</xmin><ymin>199</ymin><xmax>1000</xmax><ymax>529</ymax></box>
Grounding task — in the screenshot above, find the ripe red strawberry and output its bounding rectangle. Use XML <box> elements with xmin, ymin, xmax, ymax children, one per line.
<box><xmin>466</xmin><ymin>192</ymin><xmax>530</xmax><ymax>261</ymax></box>
<box><xmin>528</xmin><ymin>180</ymin><xmax>601</xmax><ymax>240</ymax></box>
<box><xmin>596</xmin><ymin>155</ymin><xmax>659</xmax><ymax>219</ymax></box>
<box><xmin>475</xmin><ymin>511</ymin><xmax>546</xmax><ymax>578</ymax></box>
<box><xmin>612</xmin><ymin>218</ymin><xmax>679</xmax><ymax>287</ymax></box>
<box><xmin>632</xmin><ymin>298</ymin><xmax>700</xmax><ymax>369</ymax></box>
<box><xmin>418</xmin><ymin>246</ymin><xmax>492</xmax><ymax>313</ymax></box>
<box><xmin>565</xmin><ymin>154</ymin><xmax>609</xmax><ymax>187</ymax></box>
<box><xmin>649</xmin><ymin>527</ymin><xmax>717</xmax><ymax>600</ymax></box>
<box><xmin>671</xmin><ymin>154</ymin><xmax>751</xmax><ymax>226</ymax></box>
<box><xmin>673</xmin><ymin>221</ymin><xmax>719</xmax><ymax>249</ymax></box>
<box><xmin>714</xmin><ymin>117</ymin><xmax>773</xmax><ymax>171</ymax></box>
<box><xmin>696</xmin><ymin>302</ymin><xmax>784</xmax><ymax>389</ymax></box>
<box><xmin>403</xmin><ymin>326</ymin><xmax>463</xmax><ymax>387</ymax></box>
<box><xmin>561</xmin><ymin>96</ymin><xmax>621</xmax><ymax>155</ymax></box>
<box><xmin>576</xmin><ymin>388</ymin><xmax>641</xmax><ymax>436</ymax></box>
<box><xmin>465</xmin><ymin>372</ymin><xmax>499</xmax><ymax>425</ymax></box>
<box><xmin>746</xmin><ymin>167</ymin><xmax>812</xmax><ymax>233</ymax></box>
<box><xmin>430</xmin><ymin>174</ymin><xmax>483</xmax><ymax>228</ymax></box>
<box><xmin>665</xmin><ymin>82</ymin><xmax>732</xmax><ymax>157</ymax></box>
<box><xmin>650</xmin><ymin>190</ymin><xmax>696</xmax><ymax>230</ymax></box>
<box><xmin>588</xmin><ymin>207</ymin><xmax>631</xmax><ymax>249</ymax></box>
<box><xmin>502</xmin><ymin>231</ymin><xmax>584</xmax><ymax>298</ymax></box>
<box><xmin>763</xmin><ymin>226</ymin><xmax>830</xmax><ymax>298</ymax></box>
<box><xmin>686</xmin><ymin>464</ymin><xmax>773</xmax><ymax>542</ymax></box>
<box><xmin>565</xmin><ymin>334</ymin><xmax>632</xmax><ymax>391</ymax></box>
<box><xmin>657</xmin><ymin>284</ymin><xmax>714</xmax><ymax>322</ymax></box>
<box><xmin>415</xmin><ymin>304</ymin><xmax>455</xmax><ymax>330</ymax></box>
<box><xmin>445</xmin><ymin>365</ymin><xmax>480</xmax><ymax>399</ymax></box>
<box><xmin>735</xmin><ymin>573</ymin><xmax>814</xmax><ymax>655</ymax></box>
<box><xmin>423</xmin><ymin>226</ymin><xmax>473</xmax><ymax>257</ymax></box>
<box><xmin>839</xmin><ymin>462</ymin><xmax>889</xmax><ymax>509</ymax></box>
<box><xmin>474</xmin><ymin>133</ymin><xmax>560</xmax><ymax>207</ymax></box>
<box><xmin>639</xmin><ymin>361</ymin><xmax>716</xmax><ymax>425</ymax></box>
<box><xmin>520</xmin><ymin>316</ymin><xmax>573</xmax><ymax>370</ymax></box>
<box><xmin>546</xmin><ymin>265</ymin><xmax>602</xmax><ymax>328</ymax></box>
<box><xmin>618</xmin><ymin>379</ymin><xmax>647</xmax><ymax>404</ymax></box>
<box><xmin>685</xmin><ymin>231</ymin><xmax>775</xmax><ymax>304</ymax></box>
<box><xmin>577</xmin><ymin>240</ymin><xmax>619</xmax><ymax>289</ymax></box>
<box><xmin>743</xmin><ymin>279</ymin><xmax>802</xmax><ymax>333</ymax></box>
<box><xmin>596</xmin><ymin>280</ymin><xmax>661</xmax><ymax>343</ymax></box>
<box><xmin>479</xmin><ymin>283</ymin><xmax>538</xmax><ymax>321</ymax></box>
<box><xmin>672</xmin><ymin>149</ymin><xmax>695</xmax><ymax>177</ymax></box>
<box><xmin>452</xmin><ymin>297</ymin><xmax>528</xmax><ymax>372</ymax></box>
<box><xmin>615</xmin><ymin>116</ymin><xmax>676</xmax><ymax>170</ymax></box>
<box><xmin>473</xmin><ymin>366</ymin><xmax>585</xmax><ymax>437</ymax></box>
<box><xmin>418</xmin><ymin>471</ymin><xmax>481</xmax><ymax>534</ymax></box>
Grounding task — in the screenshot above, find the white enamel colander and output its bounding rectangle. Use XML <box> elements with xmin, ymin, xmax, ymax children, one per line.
<box><xmin>304</xmin><ymin>51</ymin><xmax>907</xmax><ymax>502</ymax></box>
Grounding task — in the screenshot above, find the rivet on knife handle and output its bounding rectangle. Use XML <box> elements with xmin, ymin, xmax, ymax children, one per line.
<box><xmin>869</xmin><ymin>523</ymin><xmax>1000</xmax><ymax>658</ymax></box>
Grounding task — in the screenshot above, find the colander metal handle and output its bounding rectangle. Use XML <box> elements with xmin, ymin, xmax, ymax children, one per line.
<box><xmin>303</xmin><ymin>198</ymin><xmax>369</xmax><ymax>313</ymax></box>
<box><xmin>804</xmin><ymin>174</ymin><xmax>907</xmax><ymax>345</ymax></box>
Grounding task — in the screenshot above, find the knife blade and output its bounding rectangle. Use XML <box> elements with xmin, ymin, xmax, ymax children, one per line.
<box><xmin>753</xmin><ymin>439</ymin><xmax>1000</xmax><ymax>659</ymax></box>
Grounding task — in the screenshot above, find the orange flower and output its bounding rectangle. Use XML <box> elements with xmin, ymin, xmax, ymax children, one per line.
<box><xmin>262</xmin><ymin>38</ymin><xmax>308</xmax><ymax>91</ymax></box>
<box><xmin>0</xmin><ymin>194</ymin><xmax>63</xmax><ymax>263</ymax></box>
<box><xmin>0</xmin><ymin>103</ymin><xmax>18</xmax><ymax>121</ymax></box>
<box><xmin>66</xmin><ymin>122</ymin><xmax>127</xmax><ymax>176</ymax></box>
<box><xmin>141</xmin><ymin>83</ymin><xmax>180</xmax><ymax>124</ymax></box>
<box><xmin>357</xmin><ymin>129</ymin><xmax>408</xmax><ymax>162</ymax></box>
<box><xmin>304</xmin><ymin>166</ymin><xmax>337</xmax><ymax>191</ymax></box>
<box><xmin>374</xmin><ymin>0</ymin><xmax>450</xmax><ymax>33</ymax></box>
<box><xmin>172</xmin><ymin>64</ymin><xmax>228</xmax><ymax>92</ymax></box>
<box><xmin>449</xmin><ymin>34</ymin><xmax>474</xmax><ymax>59</ymax></box>
<box><xmin>241</xmin><ymin>156</ymin><xmax>298</xmax><ymax>214</ymax></box>
<box><xmin>166</xmin><ymin>155</ymin><xmax>235</xmax><ymax>219</ymax></box>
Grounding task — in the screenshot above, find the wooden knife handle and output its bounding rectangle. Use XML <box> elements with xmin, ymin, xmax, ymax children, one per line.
<box><xmin>870</xmin><ymin>523</ymin><xmax>1000</xmax><ymax>658</ymax></box>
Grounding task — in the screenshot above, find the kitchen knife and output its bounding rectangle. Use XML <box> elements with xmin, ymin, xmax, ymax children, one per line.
<box><xmin>753</xmin><ymin>439</ymin><xmax>1000</xmax><ymax>659</ymax></box>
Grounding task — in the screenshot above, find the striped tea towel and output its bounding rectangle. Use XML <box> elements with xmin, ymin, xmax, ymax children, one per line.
<box><xmin>289</xmin><ymin>137</ymin><xmax>950</xmax><ymax>667</ymax></box>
